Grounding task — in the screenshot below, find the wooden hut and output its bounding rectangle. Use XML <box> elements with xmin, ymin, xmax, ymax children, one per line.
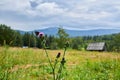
<box><xmin>86</xmin><ymin>42</ymin><xmax>107</xmax><ymax>51</ymax></box>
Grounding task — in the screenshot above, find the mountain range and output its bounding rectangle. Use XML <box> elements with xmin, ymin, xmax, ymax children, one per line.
<box><xmin>17</xmin><ymin>27</ymin><xmax>120</xmax><ymax>37</ymax></box>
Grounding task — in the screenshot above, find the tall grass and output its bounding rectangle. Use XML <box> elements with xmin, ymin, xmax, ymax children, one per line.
<box><xmin>66</xmin><ymin>59</ymin><xmax>120</xmax><ymax>80</ymax></box>
<box><xmin>0</xmin><ymin>47</ymin><xmax>120</xmax><ymax>80</ymax></box>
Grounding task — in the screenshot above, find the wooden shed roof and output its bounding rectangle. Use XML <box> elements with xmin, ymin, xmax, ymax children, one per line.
<box><xmin>87</xmin><ymin>42</ymin><xmax>106</xmax><ymax>51</ymax></box>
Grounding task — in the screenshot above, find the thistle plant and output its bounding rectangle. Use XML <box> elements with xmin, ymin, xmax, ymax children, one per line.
<box><xmin>35</xmin><ymin>31</ymin><xmax>69</xmax><ymax>80</ymax></box>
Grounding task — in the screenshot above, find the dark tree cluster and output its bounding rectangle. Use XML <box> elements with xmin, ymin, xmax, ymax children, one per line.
<box><xmin>0</xmin><ymin>24</ymin><xmax>69</xmax><ymax>49</ymax></box>
<box><xmin>0</xmin><ymin>24</ymin><xmax>120</xmax><ymax>52</ymax></box>
<box><xmin>70</xmin><ymin>34</ymin><xmax>120</xmax><ymax>52</ymax></box>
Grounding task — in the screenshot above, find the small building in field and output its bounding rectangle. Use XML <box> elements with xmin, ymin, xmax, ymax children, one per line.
<box><xmin>86</xmin><ymin>42</ymin><xmax>107</xmax><ymax>51</ymax></box>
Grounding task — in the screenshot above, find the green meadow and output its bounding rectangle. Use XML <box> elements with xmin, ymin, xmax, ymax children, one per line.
<box><xmin>0</xmin><ymin>47</ymin><xmax>120</xmax><ymax>80</ymax></box>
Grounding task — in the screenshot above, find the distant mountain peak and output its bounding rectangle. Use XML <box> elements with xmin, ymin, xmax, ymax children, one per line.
<box><xmin>17</xmin><ymin>27</ymin><xmax>120</xmax><ymax>37</ymax></box>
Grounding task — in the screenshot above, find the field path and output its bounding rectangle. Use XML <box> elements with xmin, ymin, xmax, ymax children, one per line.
<box><xmin>10</xmin><ymin>63</ymin><xmax>48</xmax><ymax>72</ymax></box>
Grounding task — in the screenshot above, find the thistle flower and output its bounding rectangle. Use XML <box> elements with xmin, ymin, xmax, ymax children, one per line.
<box><xmin>56</xmin><ymin>52</ymin><xmax>61</xmax><ymax>58</ymax></box>
<box><xmin>35</xmin><ymin>31</ymin><xmax>44</xmax><ymax>38</ymax></box>
<box><xmin>61</xmin><ymin>58</ymin><xmax>66</xmax><ymax>65</ymax></box>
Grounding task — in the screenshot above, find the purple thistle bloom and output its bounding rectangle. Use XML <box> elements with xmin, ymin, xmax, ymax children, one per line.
<box><xmin>38</xmin><ymin>32</ymin><xmax>44</xmax><ymax>37</ymax></box>
<box><xmin>35</xmin><ymin>31</ymin><xmax>44</xmax><ymax>38</ymax></box>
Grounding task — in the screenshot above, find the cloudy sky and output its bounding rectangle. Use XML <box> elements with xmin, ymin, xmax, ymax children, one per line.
<box><xmin>0</xmin><ymin>0</ymin><xmax>120</xmax><ymax>31</ymax></box>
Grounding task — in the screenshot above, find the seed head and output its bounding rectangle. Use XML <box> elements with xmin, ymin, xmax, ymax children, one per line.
<box><xmin>61</xmin><ymin>58</ymin><xmax>66</xmax><ymax>65</ymax></box>
<box><xmin>56</xmin><ymin>52</ymin><xmax>61</xmax><ymax>58</ymax></box>
<box><xmin>64</xmin><ymin>41</ymin><xmax>69</xmax><ymax>48</ymax></box>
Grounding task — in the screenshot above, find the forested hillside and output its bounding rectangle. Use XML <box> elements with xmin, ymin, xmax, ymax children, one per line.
<box><xmin>0</xmin><ymin>24</ymin><xmax>120</xmax><ymax>52</ymax></box>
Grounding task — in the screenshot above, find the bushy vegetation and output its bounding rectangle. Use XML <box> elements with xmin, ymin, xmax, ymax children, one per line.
<box><xmin>0</xmin><ymin>47</ymin><xmax>120</xmax><ymax>80</ymax></box>
<box><xmin>0</xmin><ymin>24</ymin><xmax>120</xmax><ymax>52</ymax></box>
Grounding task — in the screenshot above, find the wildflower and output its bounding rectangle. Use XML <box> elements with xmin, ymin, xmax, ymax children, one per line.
<box><xmin>61</xmin><ymin>58</ymin><xmax>66</xmax><ymax>65</ymax></box>
<box><xmin>56</xmin><ymin>52</ymin><xmax>61</xmax><ymax>58</ymax></box>
<box><xmin>35</xmin><ymin>31</ymin><xmax>44</xmax><ymax>38</ymax></box>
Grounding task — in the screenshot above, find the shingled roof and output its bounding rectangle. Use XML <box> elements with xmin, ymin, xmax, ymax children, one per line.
<box><xmin>87</xmin><ymin>42</ymin><xmax>106</xmax><ymax>51</ymax></box>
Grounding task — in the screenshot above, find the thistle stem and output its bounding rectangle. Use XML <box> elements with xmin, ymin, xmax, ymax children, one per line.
<box><xmin>53</xmin><ymin>58</ymin><xmax>58</xmax><ymax>80</ymax></box>
<box><xmin>44</xmin><ymin>48</ymin><xmax>53</xmax><ymax>70</ymax></box>
<box><xmin>43</xmin><ymin>44</ymin><xmax>56</xmax><ymax>80</ymax></box>
<box><xmin>56</xmin><ymin>47</ymin><xmax>67</xmax><ymax>80</ymax></box>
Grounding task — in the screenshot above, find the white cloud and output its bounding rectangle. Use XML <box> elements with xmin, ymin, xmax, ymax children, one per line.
<box><xmin>0</xmin><ymin>0</ymin><xmax>67</xmax><ymax>17</ymax></box>
<box><xmin>35</xmin><ymin>2</ymin><xmax>66</xmax><ymax>16</ymax></box>
<box><xmin>0</xmin><ymin>0</ymin><xmax>31</xmax><ymax>11</ymax></box>
<box><xmin>0</xmin><ymin>0</ymin><xmax>120</xmax><ymax>30</ymax></box>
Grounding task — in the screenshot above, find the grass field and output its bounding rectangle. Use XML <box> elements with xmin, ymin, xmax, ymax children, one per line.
<box><xmin>0</xmin><ymin>47</ymin><xmax>120</xmax><ymax>80</ymax></box>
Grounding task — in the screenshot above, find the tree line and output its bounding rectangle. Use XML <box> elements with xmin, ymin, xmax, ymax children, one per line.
<box><xmin>0</xmin><ymin>24</ymin><xmax>120</xmax><ymax>52</ymax></box>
